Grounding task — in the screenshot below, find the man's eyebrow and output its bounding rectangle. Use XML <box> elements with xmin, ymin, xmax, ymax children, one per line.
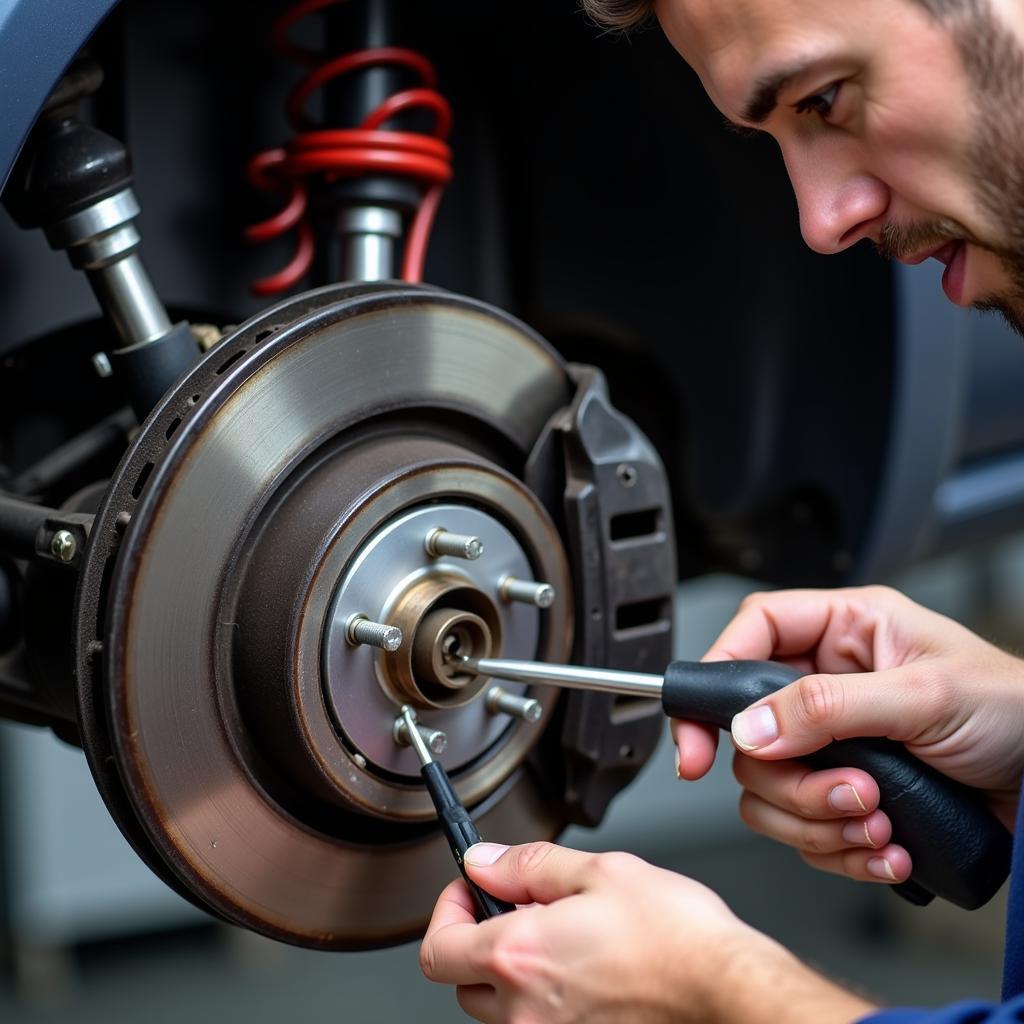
<box><xmin>740</xmin><ymin>60</ymin><xmax>817</xmax><ymax>125</ymax></box>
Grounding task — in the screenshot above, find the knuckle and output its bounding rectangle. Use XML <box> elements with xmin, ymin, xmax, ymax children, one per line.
<box><xmin>512</xmin><ymin>841</ymin><xmax>557</xmax><ymax>879</ymax></box>
<box><xmin>850</xmin><ymin>584</ymin><xmax>901</xmax><ymax>610</ymax></box>
<box><xmin>800</xmin><ymin>822</ymin><xmax>831</xmax><ymax>855</ymax></box>
<box><xmin>739</xmin><ymin>590</ymin><xmax>771</xmax><ymax>612</ymax></box>
<box><xmin>789</xmin><ymin>773</ymin><xmax>820</xmax><ymax>818</ymax></box>
<box><xmin>418</xmin><ymin>940</ymin><xmax>438</xmax><ymax>979</ymax></box>
<box><xmin>916</xmin><ymin>665</ymin><xmax>956</xmax><ymax>717</ymax></box>
<box><xmin>793</xmin><ymin>674</ymin><xmax>844</xmax><ymax>729</ymax></box>
<box><xmin>592</xmin><ymin>851</ymin><xmax>642</xmax><ymax>883</ymax></box>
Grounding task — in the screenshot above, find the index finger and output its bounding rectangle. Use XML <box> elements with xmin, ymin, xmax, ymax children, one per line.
<box><xmin>705</xmin><ymin>589</ymin><xmax>841</xmax><ymax>663</ymax></box>
<box><xmin>420</xmin><ymin>879</ymin><xmax>493</xmax><ymax>986</ymax></box>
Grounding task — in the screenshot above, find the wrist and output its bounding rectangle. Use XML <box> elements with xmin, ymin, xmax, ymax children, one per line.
<box><xmin>703</xmin><ymin>927</ymin><xmax>878</xmax><ymax>1024</ymax></box>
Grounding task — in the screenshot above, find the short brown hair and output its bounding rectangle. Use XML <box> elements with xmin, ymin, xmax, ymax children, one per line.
<box><xmin>579</xmin><ymin>0</ymin><xmax>654</xmax><ymax>30</ymax></box>
<box><xmin>579</xmin><ymin>0</ymin><xmax>971</xmax><ymax>31</ymax></box>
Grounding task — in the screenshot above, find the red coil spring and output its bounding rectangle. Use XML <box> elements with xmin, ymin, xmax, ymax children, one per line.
<box><xmin>244</xmin><ymin>0</ymin><xmax>453</xmax><ymax>296</ymax></box>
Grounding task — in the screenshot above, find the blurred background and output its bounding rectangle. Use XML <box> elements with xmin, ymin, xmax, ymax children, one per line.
<box><xmin>2</xmin><ymin>0</ymin><xmax>1024</xmax><ymax>1019</ymax></box>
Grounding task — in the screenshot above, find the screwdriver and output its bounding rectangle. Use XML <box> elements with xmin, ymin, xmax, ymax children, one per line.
<box><xmin>458</xmin><ymin>655</ymin><xmax>1012</xmax><ymax>912</ymax></box>
<box><xmin>396</xmin><ymin>705</ymin><xmax>515</xmax><ymax>921</ymax></box>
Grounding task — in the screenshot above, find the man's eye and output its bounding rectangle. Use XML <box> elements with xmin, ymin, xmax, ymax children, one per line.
<box><xmin>794</xmin><ymin>83</ymin><xmax>841</xmax><ymax>118</ymax></box>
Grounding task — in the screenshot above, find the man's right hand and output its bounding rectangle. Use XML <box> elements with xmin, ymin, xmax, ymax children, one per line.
<box><xmin>672</xmin><ymin>585</ymin><xmax>1024</xmax><ymax>885</ymax></box>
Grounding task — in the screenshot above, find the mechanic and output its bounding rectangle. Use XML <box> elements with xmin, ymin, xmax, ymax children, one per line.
<box><xmin>418</xmin><ymin>1</ymin><xmax>1024</xmax><ymax>1021</ymax></box>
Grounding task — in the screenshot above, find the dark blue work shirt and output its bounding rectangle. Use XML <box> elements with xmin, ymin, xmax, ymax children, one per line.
<box><xmin>861</xmin><ymin>791</ymin><xmax>1024</xmax><ymax>1022</ymax></box>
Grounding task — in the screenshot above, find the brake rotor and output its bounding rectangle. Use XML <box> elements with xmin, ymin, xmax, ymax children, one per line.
<box><xmin>73</xmin><ymin>283</ymin><xmax>579</xmax><ymax>948</ymax></box>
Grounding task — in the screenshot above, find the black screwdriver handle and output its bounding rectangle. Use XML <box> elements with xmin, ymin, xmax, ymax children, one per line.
<box><xmin>421</xmin><ymin>762</ymin><xmax>516</xmax><ymax>921</ymax></box>
<box><xmin>662</xmin><ymin>660</ymin><xmax>1011</xmax><ymax>910</ymax></box>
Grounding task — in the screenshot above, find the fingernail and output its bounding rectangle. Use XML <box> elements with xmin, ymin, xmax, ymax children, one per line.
<box><xmin>868</xmin><ymin>857</ymin><xmax>897</xmax><ymax>881</ymax></box>
<box><xmin>731</xmin><ymin>706</ymin><xmax>778</xmax><ymax>751</ymax></box>
<box><xmin>675</xmin><ymin>750</ymin><xmax>682</xmax><ymax>780</ymax></box>
<box><xmin>829</xmin><ymin>784</ymin><xmax>867</xmax><ymax>814</ymax></box>
<box><xmin>464</xmin><ymin>843</ymin><xmax>509</xmax><ymax>867</ymax></box>
<box><xmin>842</xmin><ymin>821</ymin><xmax>876</xmax><ymax>847</ymax></box>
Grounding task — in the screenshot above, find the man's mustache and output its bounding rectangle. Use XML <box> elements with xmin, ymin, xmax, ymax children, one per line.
<box><xmin>876</xmin><ymin>218</ymin><xmax>969</xmax><ymax>260</ymax></box>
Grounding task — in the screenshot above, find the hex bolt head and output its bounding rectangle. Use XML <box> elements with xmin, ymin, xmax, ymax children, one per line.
<box><xmin>485</xmin><ymin>686</ymin><xmax>543</xmax><ymax>723</ymax></box>
<box><xmin>346</xmin><ymin>615</ymin><xmax>403</xmax><ymax>652</ymax></box>
<box><xmin>616</xmin><ymin>462</ymin><xmax>638</xmax><ymax>488</ymax></box>
<box><xmin>425</xmin><ymin>527</ymin><xmax>483</xmax><ymax>561</ymax></box>
<box><xmin>499</xmin><ymin>575</ymin><xmax>556</xmax><ymax>609</ymax></box>
<box><xmin>50</xmin><ymin>530</ymin><xmax>78</xmax><ymax>563</ymax></box>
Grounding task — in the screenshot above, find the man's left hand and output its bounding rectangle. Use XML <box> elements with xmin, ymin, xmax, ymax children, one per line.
<box><xmin>419</xmin><ymin>841</ymin><xmax>877</xmax><ymax>1024</ymax></box>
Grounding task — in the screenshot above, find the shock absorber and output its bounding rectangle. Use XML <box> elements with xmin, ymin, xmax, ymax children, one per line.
<box><xmin>245</xmin><ymin>0</ymin><xmax>452</xmax><ymax>293</ymax></box>
<box><xmin>2</xmin><ymin>59</ymin><xmax>198</xmax><ymax>420</ymax></box>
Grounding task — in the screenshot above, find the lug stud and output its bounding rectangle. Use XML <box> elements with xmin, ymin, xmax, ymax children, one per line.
<box><xmin>499</xmin><ymin>575</ymin><xmax>555</xmax><ymax>609</ymax></box>
<box><xmin>346</xmin><ymin>614</ymin><xmax>403</xmax><ymax>652</ymax></box>
<box><xmin>425</xmin><ymin>527</ymin><xmax>483</xmax><ymax>561</ymax></box>
<box><xmin>485</xmin><ymin>686</ymin><xmax>543</xmax><ymax>723</ymax></box>
<box><xmin>393</xmin><ymin>709</ymin><xmax>448</xmax><ymax>755</ymax></box>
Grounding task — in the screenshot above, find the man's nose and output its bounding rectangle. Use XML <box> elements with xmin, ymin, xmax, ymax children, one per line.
<box><xmin>784</xmin><ymin>152</ymin><xmax>889</xmax><ymax>254</ymax></box>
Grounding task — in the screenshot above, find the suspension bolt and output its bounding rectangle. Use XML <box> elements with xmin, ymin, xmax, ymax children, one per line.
<box><xmin>50</xmin><ymin>530</ymin><xmax>77</xmax><ymax>563</ymax></box>
<box><xmin>91</xmin><ymin>352</ymin><xmax>113</xmax><ymax>378</ymax></box>
<box><xmin>485</xmin><ymin>686</ymin><xmax>543</xmax><ymax>723</ymax></box>
<box><xmin>393</xmin><ymin>713</ymin><xmax>448</xmax><ymax>755</ymax></box>
<box><xmin>346</xmin><ymin>614</ymin><xmax>403</xmax><ymax>652</ymax></box>
<box><xmin>499</xmin><ymin>575</ymin><xmax>555</xmax><ymax>609</ymax></box>
<box><xmin>425</xmin><ymin>527</ymin><xmax>483</xmax><ymax>561</ymax></box>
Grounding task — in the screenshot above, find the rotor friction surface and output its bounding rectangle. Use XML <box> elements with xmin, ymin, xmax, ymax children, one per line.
<box><xmin>96</xmin><ymin>286</ymin><xmax>573</xmax><ymax>947</ymax></box>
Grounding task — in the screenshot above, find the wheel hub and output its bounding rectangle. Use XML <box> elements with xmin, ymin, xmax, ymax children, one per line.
<box><xmin>322</xmin><ymin>502</ymin><xmax>545</xmax><ymax>781</ymax></box>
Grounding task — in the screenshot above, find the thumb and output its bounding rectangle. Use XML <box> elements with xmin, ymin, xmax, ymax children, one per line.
<box><xmin>463</xmin><ymin>841</ymin><xmax>594</xmax><ymax>906</ymax></box>
<box><xmin>729</xmin><ymin>665</ymin><xmax>938</xmax><ymax>759</ymax></box>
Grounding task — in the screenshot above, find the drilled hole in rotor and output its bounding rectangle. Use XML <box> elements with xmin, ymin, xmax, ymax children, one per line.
<box><xmin>216</xmin><ymin>349</ymin><xmax>246</xmax><ymax>375</ymax></box>
<box><xmin>131</xmin><ymin>461</ymin><xmax>154</xmax><ymax>499</ymax></box>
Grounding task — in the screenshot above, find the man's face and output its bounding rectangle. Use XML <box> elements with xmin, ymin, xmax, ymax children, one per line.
<box><xmin>656</xmin><ymin>0</ymin><xmax>1024</xmax><ymax>333</ymax></box>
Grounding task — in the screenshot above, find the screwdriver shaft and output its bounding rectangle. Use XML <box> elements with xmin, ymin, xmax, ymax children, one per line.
<box><xmin>394</xmin><ymin>704</ymin><xmax>514</xmax><ymax>920</ymax></box>
<box><xmin>462</xmin><ymin>657</ymin><xmax>664</xmax><ymax>698</ymax></box>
